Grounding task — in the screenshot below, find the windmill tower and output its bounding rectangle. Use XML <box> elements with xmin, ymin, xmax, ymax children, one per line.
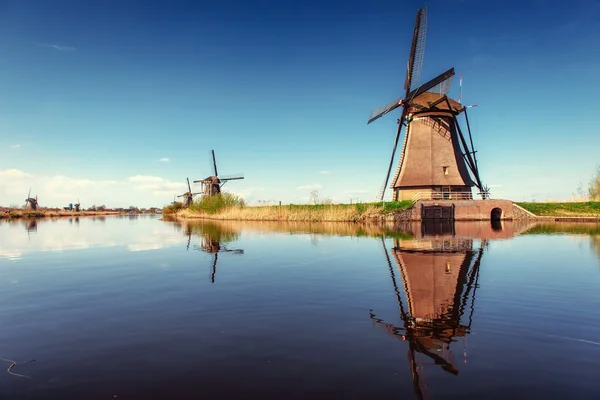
<box><xmin>194</xmin><ymin>150</ymin><xmax>244</xmax><ymax>197</ymax></box>
<box><xmin>24</xmin><ymin>189</ymin><xmax>38</xmax><ymax>210</ymax></box>
<box><xmin>368</xmin><ymin>5</ymin><xmax>487</xmax><ymax>202</ymax></box>
<box><xmin>177</xmin><ymin>178</ymin><xmax>201</xmax><ymax>207</ymax></box>
<box><xmin>74</xmin><ymin>199</ymin><xmax>81</xmax><ymax>212</ymax></box>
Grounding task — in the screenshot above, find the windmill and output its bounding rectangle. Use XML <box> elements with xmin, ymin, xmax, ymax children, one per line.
<box><xmin>177</xmin><ymin>178</ymin><xmax>201</xmax><ymax>207</ymax></box>
<box><xmin>193</xmin><ymin>150</ymin><xmax>244</xmax><ymax>197</ymax></box>
<box><xmin>74</xmin><ymin>199</ymin><xmax>81</xmax><ymax>212</ymax></box>
<box><xmin>368</xmin><ymin>5</ymin><xmax>487</xmax><ymax>202</ymax></box>
<box><xmin>24</xmin><ymin>188</ymin><xmax>38</xmax><ymax>210</ymax></box>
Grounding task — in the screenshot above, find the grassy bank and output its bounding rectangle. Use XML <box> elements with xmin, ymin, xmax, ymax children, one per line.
<box><xmin>0</xmin><ymin>209</ymin><xmax>126</xmax><ymax>220</ymax></box>
<box><xmin>170</xmin><ymin>197</ymin><xmax>414</xmax><ymax>222</ymax></box>
<box><xmin>516</xmin><ymin>202</ymin><xmax>600</xmax><ymax>217</ymax></box>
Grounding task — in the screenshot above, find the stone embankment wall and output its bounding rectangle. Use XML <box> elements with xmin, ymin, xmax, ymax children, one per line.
<box><xmin>392</xmin><ymin>199</ymin><xmax>516</xmax><ymax>221</ymax></box>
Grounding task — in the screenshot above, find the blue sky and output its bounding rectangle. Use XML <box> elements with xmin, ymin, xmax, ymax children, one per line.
<box><xmin>1</xmin><ymin>0</ymin><xmax>599</xmax><ymax>207</ymax></box>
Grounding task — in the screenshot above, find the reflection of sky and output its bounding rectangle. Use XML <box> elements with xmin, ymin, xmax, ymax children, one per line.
<box><xmin>0</xmin><ymin>217</ymin><xmax>183</xmax><ymax>261</ymax></box>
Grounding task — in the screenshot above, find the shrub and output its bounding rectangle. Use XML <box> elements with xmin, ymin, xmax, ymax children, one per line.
<box><xmin>162</xmin><ymin>201</ymin><xmax>183</xmax><ymax>215</ymax></box>
<box><xmin>189</xmin><ymin>193</ymin><xmax>245</xmax><ymax>214</ymax></box>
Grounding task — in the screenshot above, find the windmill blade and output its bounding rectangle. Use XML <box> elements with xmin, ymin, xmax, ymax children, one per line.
<box><xmin>368</xmin><ymin>97</ymin><xmax>404</xmax><ymax>124</ymax></box>
<box><xmin>220</xmin><ymin>173</ymin><xmax>244</xmax><ymax>181</ymax></box>
<box><xmin>212</xmin><ymin>150</ymin><xmax>218</xmax><ymax>177</ymax></box>
<box><xmin>406</xmin><ymin>68</ymin><xmax>455</xmax><ymax>101</ymax></box>
<box><xmin>187</xmin><ymin>178</ymin><xmax>192</xmax><ymax>193</ymax></box>
<box><xmin>379</xmin><ymin>111</ymin><xmax>407</xmax><ymax>201</ymax></box>
<box><xmin>404</xmin><ymin>5</ymin><xmax>427</xmax><ymax>94</ymax></box>
<box><xmin>28</xmin><ymin>188</ymin><xmax>31</xmax><ymax>199</ymax></box>
<box><xmin>220</xmin><ymin>177</ymin><xmax>244</xmax><ymax>182</ymax></box>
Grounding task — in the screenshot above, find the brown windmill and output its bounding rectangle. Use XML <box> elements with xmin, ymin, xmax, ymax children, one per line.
<box><xmin>177</xmin><ymin>178</ymin><xmax>201</xmax><ymax>207</ymax></box>
<box><xmin>368</xmin><ymin>5</ymin><xmax>488</xmax><ymax>202</ymax></box>
<box><xmin>193</xmin><ymin>150</ymin><xmax>244</xmax><ymax>197</ymax></box>
<box><xmin>24</xmin><ymin>188</ymin><xmax>38</xmax><ymax>210</ymax></box>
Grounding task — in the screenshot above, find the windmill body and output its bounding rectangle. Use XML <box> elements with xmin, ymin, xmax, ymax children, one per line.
<box><xmin>177</xmin><ymin>178</ymin><xmax>201</xmax><ymax>207</ymax></box>
<box><xmin>391</xmin><ymin>94</ymin><xmax>475</xmax><ymax>201</ymax></box>
<box><xmin>368</xmin><ymin>5</ymin><xmax>486</xmax><ymax>202</ymax></box>
<box><xmin>193</xmin><ymin>150</ymin><xmax>244</xmax><ymax>197</ymax></box>
<box><xmin>24</xmin><ymin>189</ymin><xmax>38</xmax><ymax>210</ymax></box>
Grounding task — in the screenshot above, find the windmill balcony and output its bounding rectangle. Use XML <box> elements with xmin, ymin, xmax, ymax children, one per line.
<box><xmin>411</xmin><ymin>192</ymin><xmax>474</xmax><ymax>202</ymax></box>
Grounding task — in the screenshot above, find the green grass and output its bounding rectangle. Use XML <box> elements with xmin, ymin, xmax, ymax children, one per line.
<box><xmin>162</xmin><ymin>201</ymin><xmax>183</xmax><ymax>215</ymax></box>
<box><xmin>188</xmin><ymin>193</ymin><xmax>246</xmax><ymax>214</ymax></box>
<box><xmin>516</xmin><ymin>202</ymin><xmax>600</xmax><ymax>217</ymax></box>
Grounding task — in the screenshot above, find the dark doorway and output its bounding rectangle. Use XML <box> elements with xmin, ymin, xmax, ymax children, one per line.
<box><xmin>491</xmin><ymin>207</ymin><xmax>502</xmax><ymax>221</ymax></box>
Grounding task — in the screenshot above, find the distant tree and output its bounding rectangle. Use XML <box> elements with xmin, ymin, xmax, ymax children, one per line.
<box><xmin>309</xmin><ymin>190</ymin><xmax>319</xmax><ymax>205</ymax></box>
<box><xmin>589</xmin><ymin>165</ymin><xmax>600</xmax><ymax>201</ymax></box>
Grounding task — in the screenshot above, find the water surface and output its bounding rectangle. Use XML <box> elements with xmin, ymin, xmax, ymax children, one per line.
<box><xmin>1</xmin><ymin>216</ymin><xmax>600</xmax><ymax>399</ymax></box>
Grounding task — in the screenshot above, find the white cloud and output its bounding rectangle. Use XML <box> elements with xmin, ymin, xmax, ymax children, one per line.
<box><xmin>318</xmin><ymin>170</ymin><xmax>331</xmax><ymax>175</ymax></box>
<box><xmin>33</xmin><ymin>42</ymin><xmax>76</xmax><ymax>52</ymax></box>
<box><xmin>296</xmin><ymin>184</ymin><xmax>323</xmax><ymax>191</ymax></box>
<box><xmin>127</xmin><ymin>175</ymin><xmax>185</xmax><ymax>196</ymax></box>
<box><xmin>0</xmin><ymin>169</ymin><xmax>33</xmax><ymax>179</ymax></box>
<box><xmin>0</xmin><ymin>169</ymin><xmax>187</xmax><ymax>208</ymax></box>
<box><xmin>158</xmin><ymin>158</ymin><xmax>170</xmax><ymax>162</ymax></box>
<box><xmin>10</xmin><ymin>144</ymin><xmax>20</xmax><ymax>149</ymax></box>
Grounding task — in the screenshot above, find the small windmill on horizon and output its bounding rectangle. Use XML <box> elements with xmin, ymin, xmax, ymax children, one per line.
<box><xmin>368</xmin><ymin>5</ymin><xmax>488</xmax><ymax>202</ymax></box>
<box><xmin>25</xmin><ymin>188</ymin><xmax>38</xmax><ymax>210</ymax></box>
<box><xmin>177</xmin><ymin>178</ymin><xmax>201</xmax><ymax>207</ymax></box>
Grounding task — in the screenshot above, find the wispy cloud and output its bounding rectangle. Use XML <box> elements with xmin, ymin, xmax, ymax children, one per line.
<box><xmin>318</xmin><ymin>170</ymin><xmax>331</xmax><ymax>175</ymax></box>
<box><xmin>127</xmin><ymin>175</ymin><xmax>185</xmax><ymax>196</ymax></box>
<box><xmin>33</xmin><ymin>42</ymin><xmax>77</xmax><ymax>52</ymax></box>
<box><xmin>158</xmin><ymin>158</ymin><xmax>170</xmax><ymax>162</ymax></box>
<box><xmin>296</xmin><ymin>184</ymin><xmax>323</xmax><ymax>191</ymax></box>
<box><xmin>10</xmin><ymin>144</ymin><xmax>20</xmax><ymax>149</ymax></box>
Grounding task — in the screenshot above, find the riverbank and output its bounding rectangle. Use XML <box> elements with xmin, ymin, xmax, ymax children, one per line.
<box><xmin>172</xmin><ymin>201</ymin><xmax>414</xmax><ymax>222</ymax></box>
<box><xmin>516</xmin><ymin>202</ymin><xmax>600</xmax><ymax>217</ymax></box>
<box><xmin>0</xmin><ymin>209</ymin><xmax>128</xmax><ymax>220</ymax></box>
<box><xmin>169</xmin><ymin>200</ymin><xmax>600</xmax><ymax>222</ymax></box>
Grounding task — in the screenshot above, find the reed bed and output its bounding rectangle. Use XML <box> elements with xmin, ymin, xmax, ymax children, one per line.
<box><xmin>178</xmin><ymin>200</ymin><xmax>414</xmax><ymax>222</ymax></box>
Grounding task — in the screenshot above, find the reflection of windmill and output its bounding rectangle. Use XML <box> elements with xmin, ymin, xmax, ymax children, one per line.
<box><xmin>368</xmin><ymin>5</ymin><xmax>486</xmax><ymax>201</ymax></box>
<box><xmin>183</xmin><ymin>221</ymin><xmax>244</xmax><ymax>283</ymax></box>
<box><xmin>25</xmin><ymin>219</ymin><xmax>37</xmax><ymax>242</ymax></box>
<box><xmin>177</xmin><ymin>178</ymin><xmax>201</xmax><ymax>207</ymax></box>
<box><xmin>25</xmin><ymin>188</ymin><xmax>38</xmax><ymax>210</ymax></box>
<box><xmin>370</xmin><ymin>227</ymin><xmax>485</xmax><ymax>400</ymax></box>
<box><xmin>193</xmin><ymin>150</ymin><xmax>244</xmax><ymax>197</ymax></box>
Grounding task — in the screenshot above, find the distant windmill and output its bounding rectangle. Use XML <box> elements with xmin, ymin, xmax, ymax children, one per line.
<box><xmin>177</xmin><ymin>178</ymin><xmax>201</xmax><ymax>207</ymax></box>
<box><xmin>74</xmin><ymin>199</ymin><xmax>81</xmax><ymax>212</ymax></box>
<box><xmin>24</xmin><ymin>188</ymin><xmax>38</xmax><ymax>210</ymax></box>
<box><xmin>194</xmin><ymin>150</ymin><xmax>244</xmax><ymax>197</ymax></box>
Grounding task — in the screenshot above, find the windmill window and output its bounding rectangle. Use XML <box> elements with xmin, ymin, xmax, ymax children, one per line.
<box><xmin>445</xmin><ymin>262</ymin><xmax>451</xmax><ymax>273</ymax></box>
<box><xmin>443</xmin><ymin>167</ymin><xmax>449</xmax><ymax>175</ymax></box>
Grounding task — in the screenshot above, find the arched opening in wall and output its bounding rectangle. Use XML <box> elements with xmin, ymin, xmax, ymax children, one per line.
<box><xmin>491</xmin><ymin>208</ymin><xmax>503</xmax><ymax>231</ymax></box>
<box><xmin>491</xmin><ymin>207</ymin><xmax>503</xmax><ymax>221</ymax></box>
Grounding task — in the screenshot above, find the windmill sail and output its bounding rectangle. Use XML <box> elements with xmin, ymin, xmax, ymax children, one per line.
<box><xmin>404</xmin><ymin>5</ymin><xmax>427</xmax><ymax>94</ymax></box>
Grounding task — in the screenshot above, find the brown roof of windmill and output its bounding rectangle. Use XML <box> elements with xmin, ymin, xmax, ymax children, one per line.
<box><xmin>410</xmin><ymin>93</ymin><xmax>463</xmax><ymax>113</ymax></box>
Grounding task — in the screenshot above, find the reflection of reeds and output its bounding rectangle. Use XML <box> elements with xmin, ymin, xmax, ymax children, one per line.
<box><xmin>523</xmin><ymin>223</ymin><xmax>600</xmax><ymax>236</ymax></box>
<box><xmin>184</xmin><ymin>220</ymin><xmax>241</xmax><ymax>243</ymax></box>
<box><xmin>180</xmin><ymin>219</ymin><xmax>416</xmax><ymax>239</ymax></box>
<box><xmin>178</xmin><ymin>201</ymin><xmax>413</xmax><ymax>223</ymax></box>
